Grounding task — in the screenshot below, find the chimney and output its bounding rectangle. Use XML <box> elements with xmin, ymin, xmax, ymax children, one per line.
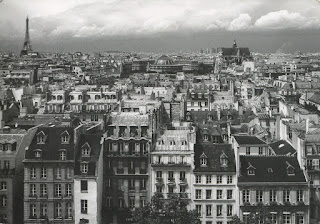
<box><xmin>269</xmin><ymin>110</ymin><xmax>272</xmax><ymax>117</ymax></box>
<box><xmin>306</xmin><ymin>118</ymin><xmax>309</xmax><ymax>133</ymax></box>
<box><xmin>217</xmin><ymin>107</ymin><xmax>221</xmax><ymax>120</ymax></box>
<box><xmin>227</xmin><ymin>122</ymin><xmax>231</xmax><ymax>143</ymax></box>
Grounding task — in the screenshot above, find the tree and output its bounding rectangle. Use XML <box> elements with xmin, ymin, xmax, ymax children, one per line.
<box><xmin>131</xmin><ymin>193</ymin><xmax>200</xmax><ymax>224</ymax></box>
<box><xmin>230</xmin><ymin>205</ymin><xmax>272</xmax><ymax>224</ymax></box>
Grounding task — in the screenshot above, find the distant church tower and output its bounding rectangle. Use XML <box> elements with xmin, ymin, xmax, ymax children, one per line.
<box><xmin>21</xmin><ymin>16</ymin><xmax>32</xmax><ymax>56</ymax></box>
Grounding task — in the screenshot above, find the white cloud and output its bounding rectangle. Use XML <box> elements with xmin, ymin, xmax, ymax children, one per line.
<box><xmin>254</xmin><ymin>10</ymin><xmax>320</xmax><ymax>30</ymax></box>
<box><xmin>1</xmin><ymin>0</ymin><xmax>320</xmax><ymax>41</ymax></box>
<box><xmin>228</xmin><ymin>14</ymin><xmax>252</xmax><ymax>31</ymax></box>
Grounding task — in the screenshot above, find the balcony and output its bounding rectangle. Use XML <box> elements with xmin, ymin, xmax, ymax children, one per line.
<box><xmin>54</xmin><ymin>194</ymin><xmax>63</xmax><ymax>199</ymax></box>
<box><xmin>29</xmin><ymin>194</ymin><xmax>38</xmax><ymax>199</ymax></box>
<box><xmin>117</xmin><ymin>168</ymin><xmax>124</xmax><ymax>174</ymax></box>
<box><xmin>128</xmin><ymin>169</ymin><xmax>135</xmax><ymax>174</ymax></box>
<box><xmin>179</xmin><ymin>178</ymin><xmax>188</xmax><ymax>186</ymax></box>
<box><xmin>156</xmin><ymin>177</ymin><xmax>164</xmax><ymax>186</ymax></box>
<box><xmin>0</xmin><ymin>169</ymin><xmax>15</xmax><ymax>177</ymax></box>
<box><xmin>65</xmin><ymin>215</ymin><xmax>73</xmax><ymax>220</ymax></box>
<box><xmin>64</xmin><ymin>194</ymin><xmax>73</xmax><ymax>199</ymax></box>
<box><xmin>29</xmin><ymin>215</ymin><xmax>37</xmax><ymax>220</ymax></box>
<box><xmin>167</xmin><ymin>178</ymin><xmax>175</xmax><ymax>186</ymax></box>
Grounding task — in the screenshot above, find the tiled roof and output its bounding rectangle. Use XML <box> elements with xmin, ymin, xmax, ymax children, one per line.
<box><xmin>25</xmin><ymin>127</ymin><xmax>75</xmax><ymax>160</ymax></box>
<box><xmin>238</xmin><ymin>156</ymin><xmax>306</xmax><ymax>183</ymax></box>
<box><xmin>74</xmin><ymin>133</ymin><xmax>103</xmax><ymax>176</ymax></box>
<box><xmin>234</xmin><ymin>135</ymin><xmax>266</xmax><ymax>145</ymax></box>
<box><xmin>269</xmin><ymin>140</ymin><xmax>296</xmax><ymax>155</ymax></box>
<box><xmin>194</xmin><ymin>143</ymin><xmax>236</xmax><ymax>172</ymax></box>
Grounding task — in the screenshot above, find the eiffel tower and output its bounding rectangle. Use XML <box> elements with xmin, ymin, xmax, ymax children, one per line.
<box><xmin>21</xmin><ymin>16</ymin><xmax>32</xmax><ymax>56</ymax></box>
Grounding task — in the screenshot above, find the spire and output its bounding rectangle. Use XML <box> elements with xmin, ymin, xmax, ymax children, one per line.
<box><xmin>21</xmin><ymin>16</ymin><xmax>32</xmax><ymax>55</ymax></box>
<box><xmin>233</xmin><ymin>39</ymin><xmax>237</xmax><ymax>48</ymax></box>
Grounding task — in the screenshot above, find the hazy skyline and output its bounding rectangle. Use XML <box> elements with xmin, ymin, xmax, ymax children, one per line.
<box><xmin>1</xmin><ymin>0</ymin><xmax>320</xmax><ymax>53</ymax></box>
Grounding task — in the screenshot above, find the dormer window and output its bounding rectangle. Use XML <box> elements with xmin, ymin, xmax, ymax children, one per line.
<box><xmin>37</xmin><ymin>131</ymin><xmax>46</xmax><ymax>144</ymax></box>
<box><xmin>186</xmin><ymin>113</ymin><xmax>191</xmax><ymax>121</ymax></box>
<box><xmin>82</xmin><ymin>143</ymin><xmax>91</xmax><ymax>157</ymax></box>
<box><xmin>220</xmin><ymin>153</ymin><xmax>228</xmax><ymax>167</ymax></box>
<box><xmin>200</xmin><ymin>152</ymin><xmax>207</xmax><ymax>167</ymax></box>
<box><xmin>181</xmin><ymin>140</ymin><xmax>187</xmax><ymax>146</ymax></box>
<box><xmin>61</xmin><ymin>131</ymin><xmax>70</xmax><ymax>144</ymax></box>
<box><xmin>0</xmin><ymin>144</ymin><xmax>3</xmax><ymax>151</ymax></box>
<box><xmin>286</xmin><ymin>161</ymin><xmax>295</xmax><ymax>176</ymax></box>
<box><xmin>203</xmin><ymin>134</ymin><xmax>208</xmax><ymax>141</ymax></box>
<box><xmin>170</xmin><ymin>141</ymin><xmax>175</xmax><ymax>146</ymax></box>
<box><xmin>81</xmin><ymin>162</ymin><xmax>88</xmax><ymax>174</ymax></box>
<box><xmin>208</xmin><ymin>115</ymin><xmax>213</xmax><ymax>121</ymax></box>
<box><xmin>247</xmin><ymin>162</ymin><xmax>256</xmax><ymax>175</ymax></box>
<box><xmin>158</xmin><ymin>140</ymin><xmax>164</xmax><ymax>145</ymax></box>
<box><xmin>34</xmin><ymin>149</ymin><xmax>42</xmax><ymax>158</ymax></box>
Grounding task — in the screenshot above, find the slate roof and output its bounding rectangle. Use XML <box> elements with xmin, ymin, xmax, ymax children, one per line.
<box><xmin>25</xmin><ymin>127</ymin><xmax>75</xmax><ymax>160</ymax></box>
<box><xmin>308</xmin><ymin>92</ymin><xmax>320</xmax><ymax>105</ymax></box>
<box><xmin>234</xmin><ymin>135</ymin><xmax>267</xmax><ymax>145</ymax></box>
<box><xmin>194</xmin><ymin>143</ymin><xmax>236</xmax><ymax>172</ymax></box>
<box><xmin>74</xmin><ymin>133</ymin><xmax>103</xmax><ymax>176</ymax></box>
<box><xmin>269</xmin><ymin>140</ymin><xmax>296</xmax><ymax>156</ymax></box>
<box><xmin>238</xmin><ymin>156</ymin><xmax>306</xmax><ymax>183</ymax></box>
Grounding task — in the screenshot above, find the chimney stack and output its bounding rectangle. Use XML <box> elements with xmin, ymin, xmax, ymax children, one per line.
<box><xmin>306</xmin><ymin>118</ymin><xmax>309</xmax><ymax>134</ymax></box>
<box><xmin>217</xmin><ymin>107</ymin><xmax>221</xmax><ymax>120</ymax></box>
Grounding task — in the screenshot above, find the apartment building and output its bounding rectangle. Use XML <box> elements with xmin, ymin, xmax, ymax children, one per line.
<box><xmin>193</xmin><ymin>144</ymin><xmax>237</xmax><ymax>224</ymax></box>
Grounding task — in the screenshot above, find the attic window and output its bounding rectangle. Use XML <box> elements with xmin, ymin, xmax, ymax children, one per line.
<box><xmin>170</xmin><ymin>141</ymin><xmax>175</xmax><ymax>146</ymax></box>
<box><xmin>220</xmin><ymin>153</ymin><xmax>228</xmax><ymax>167</ymax></box>
<box><xmin>181</xmin><ymin>140</ymin><xmax>187</xmax><ymax>145</ymax></box>
<box><xmin>158</xmin><ymin>140</ymin><xmax>164</xmax><ymax>145</ymax></box>
<box><xmin>60</xmin><ymin>150</ymin><xmax>66</xmax><ymax>161</ymax></box>
<box><xmin>82</xmin><ymin>148</ymin><xmax>90</xmax><ymax>157</ymax></box>
<box><xmin>208</xmin><ymin>115</ymin><xmax>213</xmax><ymax>121</ymax></box>
<box><xmin>81</xmin><ymin>162</ymin><xmax>88</xmax><ymax>174</ymax></box>
<box><xmin>267</xmin><ymin>168</ymin><xmax>273</xmax><ymax>173</ymax></box>
<box><xmin>248</xmin><ymin>169</ymin><xmax>255</xmax><ymax>175</ymax></box>
<box><xmin>287</xmin><ymin>166</ymin><xmax>295</xmax><ymax>176</ymax></box>
<box><xmin>200</xmin><ymin>158</ymin><xmax>207</xmax><ymax>166</ymax></box>
<box><xmin>61</xmin><ymin>131</ymin><xmax>70</xmax><ymax>144</ymax></box>
<box><xmin>37</xmin><ymin>133</ymin><xmax>45</xmax><ymax>144</ymax></box>
<box><xmin>34</xmin><ymin>149</ymin><xmax>42</xmax><ymax>158</ymax></box>
<box><xmin>203</xmin><ymin>134</ymin><xmax>208</xmax><ymax>141</ymax></box>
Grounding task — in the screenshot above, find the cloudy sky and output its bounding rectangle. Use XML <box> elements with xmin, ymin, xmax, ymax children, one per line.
<box><xmin>1</xmin><ymin>0</ymin><xmax>320</xmax><ymax>53</ymax></box>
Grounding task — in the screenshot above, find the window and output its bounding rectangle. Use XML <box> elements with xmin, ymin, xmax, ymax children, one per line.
<box><xmin>30</xmin><ymin>167</ymin><xmax>36</xmax><ymax>179</ymax></box>
<box><xmin>66</xmin><ymin>167</ymin><xmax>72</xmax><ymax>179</ymax></box>
<box><xmin>65</xmin><ymin>184</ymin><xmax>72</xmax><ymax>197</ymax></box>
<box><xmin>61</xmin><ymin>135</ymin><xmax>69</xmax><ymax>143</ymax></box>
<box><xmin>227</xmin><ymin>190</ymin><xmax>233</xmax><ymax>199</ymax></box>
<box><xmin>270</xmin><ymin>189</ymin><xmax>276</xmax><ymax>202</ymax></box>
<box><xmin>35</xmin><ymin>150</ymin><xmax>42</xmax><ymax>158</ymax></box>
<box><xmin>256</xmin><ymin>190</ymin><xmax>263</xmax><ymax>203</ymax></box>
<box><xmin>40</xmin><ymin>184</ymin><xmax>47</xmax><ymax>196</ymax></box>
<box><xmin>82</xmin><ymin>148</ymin><xmax>90</xmax><ymax>156</ymax></box>
<box><xmin>168</xmin><ymin>171</ymin><xmax>174</xmax><ymax>179</ymax></box>
<box><xmin>283</xmin><ymin>190</ymin><xmax>290</xmax><ymax>203</ymax></box>
<box><xmin>156</xmin><ymin>171</ymin><xmax>162</xmax><ymax>178</ymax></box>
<box><xmin>201</xmin><ymin>158</ymin><xmax>207</xmax><ymax>166</ymax></box>
<box><xmin>66</xmin><ymin>203</ymin><xmax>72</xmax><ymax>218</ymax></box>
<box><xmin>40</xmin><ymin>203</ymin><xmax>47</xmax><ymax>217</ymax></box>
<box><xmin>227</xmin><ymin>205</ymin><xmax>233</xmax><ymax>216</ymax></box>
<box><xmin>0</xmin><ymin>182</ymin><xmax>7</xmax><ymax>191</ymax></box>
<box><xmin>1</xmin><ymin>195</ymin><xmax>7</xmax><ymax>207</ymax></box>
<box><xmin>81</xmin><ymin>163</ymin><xmax>88</xmax><ymax>174</ymax></box>
<box><xmin>217</xmin><ymin>175</ymin><xmax>222</xmax><ymax>184</ymax></box>
<box><xmin>196</xmin><ymin>189</ymin><xmax>202</xmax><ymax>199</ymax></box>
<box><xmin>221</xmin><ymin>157</ymin><xmax>228</xmax><ymax>166</ymax></box>
<box><xmin>246</xmin><ymin>147</ymin><xmax>250</xmax><ymax>155</ymax></box>
<box><xmin>129</xmin><ymin>179</ymin><xmax>135</xmax><ymax>190</ymax></box>
<box><xmin>81</xmin><ymin>180</ymin><xmax>88</xmax><ymax>192</ymax></box>
<box><xmin>243</xmin><ymin>189</ymin><xmax>250</xmax><ymax>203</ymax></box>
<box><xmin>206</xmin><ymin>175</ymin><xmax>212</xmax><ymax>184</ymax></box>
<box><xmin>41</xmin><ymin>167</ymin><xmax>47</xmax><ymax>179</ymax></box>
<box><xmin>296</xmin><ymin>213</ymin><xmax>304</xmax><ymax>224</ymax></box>
<box><xmin>270</xmin><ymin>213</ymin><xmax>277</xmax><ymax>224</ymax></box>
<box><xmin>196</xmin><ymin>175</ymin><xmax>201</xmax><ymax>183</ymax></box>
<box><xmin>81</xmin><ymin>200</ymin><xmax>88</xmax><ymax>214</ymax></box>
<box><xmin>156</xmin><ymin>186</ymin><xmax>162</xmax><ymax>193</ymax></box>
<box><xmin>203</xmin><ymin>134</ymin><xmax>208</xmax><ymax>141</ymax></box>
<box><xmin>4</xmin><ymin>161</ymin><xmax>9</xmax><ymax>169</ymax></box>
<box><xmin>180</xmin><ymin>171</ymin><xmax>185</xmax><ymax>180</ymax></box>
<box><xmin>37</xmin><ymin>135</ymin><xmax>45</xmax><ymax>144</ymax></box>
<box><xmin>283</xmin><ymin>213</ymin><xmax>291</xmax><ymax>224</ymax></box>
<box><xmin>196</xmin><ymin>205</ymin><xmax>202</xmax><ymax>216</ymax></box>
<box><xmin>227</xmin><ymin>176</ymin><xmax>233</xmax><ymax>184</ymax></box>
<box><xmin>217</xmin><ymin>190</ymin><xmax>222</xmax><ymax>199</ymax></box>
<box><xmin>30</xmin><ymin>204</ymin><xmax>36</xmax><ymax>218</ymax></box>
<box><xmin>206</xmin><ymin>204</ymin><xmax>212</xmax><ymax>216</ymax></box>
<box><xmin>216</xmin><ymin>205</ymin><xmax>222</xmax><ymax>216</ymax></box>
<box><xmin>55</xmin><ymin>184</ymin><xmax>61</xmax><ymax>197</ymax></box>
<box><xmin>60</xmin><ymin>151</ymin><xmax>66</xmax><ymax>160</ymax></box>
<box><xmin>30</xmin><ymin>184</ymin><xmax>36</xmax><ymax>196</ymax></box>
<box><xmin>259</xmin><ymin>147</ymin><xmax>263</xmax><ymax>155</ymax></box>
<box><xmin>206</xmin><ymin>190</ymin><xmax>212</xmax><ymax>199</ymax></box>
<box><xmin>55</xmin><ymin>168</ymin><xmax>62</xmax><ymax>179</ymax></box>
<box><xmin>54</xmin><ymin>203</ymin><xmax>62</xmax><ymax>218</ymax></box>
<box><xmin>180</xmin><ymin>186</ymin><xmax>186</xmax><ymax>193</ymax></box>
<box><xmin>118</xmin><ymin>198</ymin><xmax>124</xmax><ymax>208</ymax></box>
<box><xmin>297</xmin><ymin>190</ymin><xmax>303</xmax><ymax>202</ymax></box>
<box><xmin>140</xmin><ymin>179</ymin><xmax>146</xmax><ymax>190</ymax></box>
<box><xmin>129</xmin><ymin>197</ymin><xmax>135</xmax><ymax>209</ymax></box>
<box><xmin>107</xmin><ymin>198</ymin><xmax>113</xmax><ymax>208</ymax></box>
<box><xmin>248</xmin><ymin>168</ymin><xmax>255</xmax><ymax>175</ymax></box>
